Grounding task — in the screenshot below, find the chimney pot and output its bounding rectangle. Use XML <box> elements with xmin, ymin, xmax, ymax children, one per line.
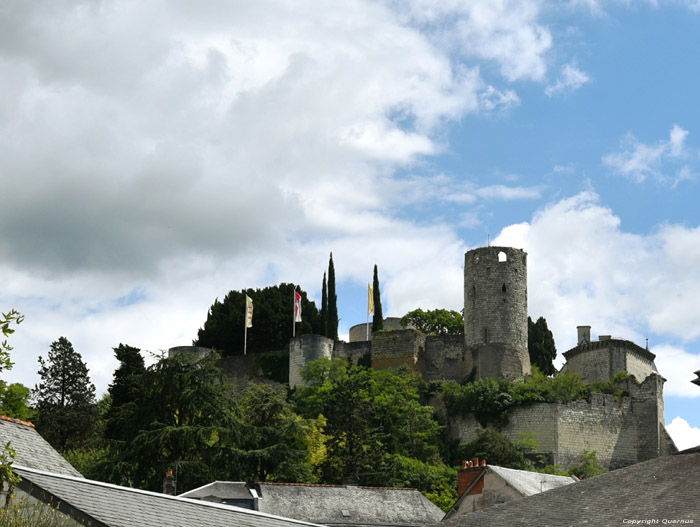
<box><xmin>462</xmin><ymin>460</ymin><xmax>467</xmax><ymax>468</ymax></box>
<box><xmin>481</xmin><ymin>459</ymin><xmax>486</xmax><ymax>467</ymax></box>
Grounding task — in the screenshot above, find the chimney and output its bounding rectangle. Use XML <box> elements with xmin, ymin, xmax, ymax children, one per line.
<box><xmin>577</xmin><ymin>326</ymin><xmax>591</xmax><ymax>346</ymax></box>
<box><xmin>457</xmin><ymin>459</ymin><xmax>487</xmax><ymax>498</ymax></box>
<box><xmin>163</xmin><ymin>468</ymin><xmax>176</xmax><ymax>496</ymax></box>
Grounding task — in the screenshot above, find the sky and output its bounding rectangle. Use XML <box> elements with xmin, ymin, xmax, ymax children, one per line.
<box><xmin>1</xmin><ymin>0</ymin><xmax>700</xmax><ymax>450</ymax></box>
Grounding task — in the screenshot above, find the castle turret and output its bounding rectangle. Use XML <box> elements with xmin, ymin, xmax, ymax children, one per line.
<box><xmin>464</xmin><ymin>246</ymin><xmax>530</xmax><ymax>380</ymax></box>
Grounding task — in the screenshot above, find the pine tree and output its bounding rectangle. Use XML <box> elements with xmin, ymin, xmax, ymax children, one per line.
<box><xmin>321</xmin><ymin>272</ymin><xmax>328</xmax><ymax>338</ymax></box>
<box><xmin>327</xmin><ymin>253</ymin><xmax>338</xmax><ymax>340</ymax></box>
<box><xmin>33</xmin><ymin>337</ymin><xmax>97</xmax><ymax>451</ymax></box>
<box><xmin>372</xmin><ymin>264</ymin><xmax>384</xmax><ymax>332</ymax></box>
<box><xmin>104</xmin><ymin>344</ymin><xmax>145</xmax><ymax>441</ymax></box>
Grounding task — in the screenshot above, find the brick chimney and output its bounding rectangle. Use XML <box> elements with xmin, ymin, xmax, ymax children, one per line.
<box><xmin>163</xmin><ymin>468</ymin><xmax>176</xmax><ymax>495</ymax></box>
<box><xmin>457</xmin><ymin>458</ymin><xmax>487</xmax><ymax>498</ymax></box>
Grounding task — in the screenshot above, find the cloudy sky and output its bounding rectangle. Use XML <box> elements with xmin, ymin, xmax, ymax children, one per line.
<box><xmin>2</xmin><ymin>1</ymin><xmax>700</xmax><ymax>449</ymax></box>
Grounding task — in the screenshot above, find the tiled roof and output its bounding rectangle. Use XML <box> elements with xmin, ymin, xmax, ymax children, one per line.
<box><xmin>14</xmin><ymin>466</ymin><xmax>324</xmax><ymax>527</ymax></box>
<box><xmin>0</xmin><ymin>416</ymin><xmax>82</xmax><ymax>478</ymax></box>
<box><xmin>443</xmin><ymin>450</ymin><xmax>700</xmax><ymax>526</ymax></box>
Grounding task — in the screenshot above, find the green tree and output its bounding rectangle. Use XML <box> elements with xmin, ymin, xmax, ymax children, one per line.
<box><xmin>103</xmin><ymin>352</ymin><xmax>239</xmax><ymax>492</ymax></box>
<box><xmin>236</xmin><ymin>383</ymin><xmax>314</xmax><ymax>482</ymax></box>
<box><xmin>400</xmin><ymin>308</ymin><xmax>464</xmax><ymax>335</ymax></box>
<box><xmin>195</xmin><ymin>283</ymin><xmax>322</xmax><ymax>356</ymax></box>
<box><xmin>327</xmin><ymin>254</ymin><xmax>338</xmax><ymax>340</ymax></box>
<box><xmin>528</xmin><ymin>316</ymin><xmax>557</xmax><ymax>376</ymax></box>
<box><xmin>372</xmin><ymin>265</ymin><xmax>384</xmax><ymax>332</ymax></box>
<box><xmin>294</xmin><ymin>358</ymin><xmax>443</xmax><ymax>485</ymax></box>
<box><xmin>104</xmin><ymin>344</ymin><xmax>145</xmax><ymax>442</ymax></box>
<box><xmin>456</xmin><ymin>429</ymin><xmax>527</xmax><ymax>469</ymax></box>
<box><xmin>0</xmin><ymin>382</ymin><xmax>34</xmax><ymax>422</ymax></box>
<box><xmin>32</xmin><ymin>337</ymin><xmax>97</xmax><ymax>451</ymax></box>
<box><xmin>321</xmin><ymin>272</ymin><xmax>328</xmax><ymax>338</ymax></box>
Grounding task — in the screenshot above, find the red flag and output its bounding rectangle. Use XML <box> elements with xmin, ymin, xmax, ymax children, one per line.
<box><xmin>294</xmin><ymin>290</ymin><xmax>302</xmax><ymax>322</ymax></box>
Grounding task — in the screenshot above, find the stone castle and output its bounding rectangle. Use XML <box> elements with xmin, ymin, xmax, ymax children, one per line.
<box><xmin>289</xmin><ymin>246</ymin><xmax>678</xmax><ymax>470</ymax></box>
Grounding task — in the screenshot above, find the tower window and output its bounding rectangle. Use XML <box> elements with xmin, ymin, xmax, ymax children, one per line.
<box><xmin>502</xmin><ymin>283</ymin><xmax>506</xmax><ymax>292</ymax></box>
<box><xmin>498</xmin><ymin>251</ymin><xmax>507</xmax><ymax>262</ymax></box>
<box><xmin>483</xmin><ymin>328</ymin><xmax>488</xmax><ymax>343</ymax></box>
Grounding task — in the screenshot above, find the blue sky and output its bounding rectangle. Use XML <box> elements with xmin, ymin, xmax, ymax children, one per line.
<box><xmin>1</xmin><ymin>1</ymin><xmax>699</xmax><ymax>449</ymax></box>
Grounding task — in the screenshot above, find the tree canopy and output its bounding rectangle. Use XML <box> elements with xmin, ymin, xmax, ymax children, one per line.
<box><xmin>326</xmin><ymin>254</ymin><xmax>338</xmax><ymax>340</ymax></box>
<box><xmin>528</xmin><ymin>316</ymin><xmax>557</xmax><ymax>376</ymax></box>
<box><xmin>195</xmin><ymin>283</ymin><xmax>322</xmax><ymax>356</ymax></box>
<box><xmin>32</xmin><ymin>337</ymin><xmax>97</xmax><ymax>451</ymax></box>
<box><xmin>400</xmin><ymin>308</ymin><xmax>464</xmax><ymax>335</ymax></box>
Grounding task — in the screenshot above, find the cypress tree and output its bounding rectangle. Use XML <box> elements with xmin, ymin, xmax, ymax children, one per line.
<box><xmin>372</xmin><ymin>264</ymin><xmax>384</xmax><ymax>332</ymax></box>
<box><xmin>321</xmin><ymin>272</ymin><xmax>328</xmax><ymax>338</ymax></box>
<box><xmin>327</xmin><ymin>253</ymin><xmax>338</xmax><ymax>340</ymax></box>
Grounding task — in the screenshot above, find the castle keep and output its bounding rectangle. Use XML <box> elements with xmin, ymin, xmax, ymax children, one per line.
<box><xmin>289</xmin><ymin>245</ymin><xmax>677</xmax><ymax>470</ymax></box>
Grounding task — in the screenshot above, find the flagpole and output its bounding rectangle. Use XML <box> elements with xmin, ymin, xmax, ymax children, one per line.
<box><xmin>366</xmin><ymin>283</ymin><xmax>370</xmax><ymax>341</ymax></box>
<box><xmin>292</xmin><ymin>286</ymin><xmax>296</xmax><ymax>338</ymax></box>
<box><xmin>244</xmin><ymin>308</ymin><xmax>248</xmax><ymax>356</ymax></box>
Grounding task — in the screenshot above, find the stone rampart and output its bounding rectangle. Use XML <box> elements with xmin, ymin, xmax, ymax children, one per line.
<box><xmin>422</xmin><ymin>334</ymin><xmax>469</xmax><ymax>382</ymax></box>
<box><xmin>563</xmin><ymin>339</ymin><xmax>657</xmax><ymax>384</ymax></box>
<box><xmin>371</xmin><ymin>329</ymin><xmax>424</xmax><ymax>371</ymax></box>
<box><xmin>447</xmin><ymin>394</ymin><xmax>641</xmax><ymax>470</ymax></box>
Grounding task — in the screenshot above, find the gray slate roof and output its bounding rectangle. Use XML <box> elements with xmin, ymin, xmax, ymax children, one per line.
<box><xmin>14</xmin><ymin>466</ymin><xmax>324</xmax><ymax>527</ymax></box>
<box><xmin>0</xmin><ymin>416</ymin><xmax>82</xmax><ymax>478</ymax></box>
<box><xmin>486</xmin><ymin>465</ymin><xmax>576</xmax><ymax>495</ymax></box>
<box><xmin>256</xmin><ymin>483</ymin><xmax>445</xmax><ymax>526</ymax></box>
<box><xmin>443</xmin><ymin>450</ymin><xmax>700</xmax><ymax>527</ymax></box>
<box><xmin>182</xmin><ymin>481</ymin><xmax>446</xmax><ymax>526</ymax></box>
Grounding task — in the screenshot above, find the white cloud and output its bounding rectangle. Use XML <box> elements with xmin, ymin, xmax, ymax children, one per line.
<box><xmin>603</xmin><ymin>125</ymin><xmax>694</xmax><ymax>185</ymax></box>
<box><xmin>666</xmin><ymin>416</ymin><xmax>700</xmax><ymax>450</ymax></box>
<box><xmin>545</xmin><ymin>63</ymin><xmax>590</xmax><ymax>97</ymax></box>
<box><xmin>493</xmin><ymin>191</ymin><xmax>700</xmax><ymax>395</ymax></box>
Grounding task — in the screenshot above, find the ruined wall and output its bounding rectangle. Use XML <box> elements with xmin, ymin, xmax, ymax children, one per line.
<box><xmin>371</xmin><ymin>330</ymin><xmax>424</xmax><ymax>371</ymax></box>
<box><xmin>464</xmin><ymin>247</ymin><xmax>530</xmax><ymax>380</ymax></box>
<box><xmin>447</xmin><ymin>395</ymin><xmax>643</xmax><ymax>471</ymax></box>
<box><xmin>422</xmin><ymin>334</ymin><xmax>470</xmax><ymax>382</ymax></box>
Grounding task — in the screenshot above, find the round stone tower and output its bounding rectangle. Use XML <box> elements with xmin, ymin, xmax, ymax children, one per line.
<box><xmin>464</xmin><ymin>246</ymin><xmax>530</xmax><ymax>380</ymax></box>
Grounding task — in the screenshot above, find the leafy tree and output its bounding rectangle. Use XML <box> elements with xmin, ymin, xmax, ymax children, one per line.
<box><xmin>294</xmin><ymin>358</ymin><xmax>443</xmax><ymax>485</ymax></box>
<box><xmin>456</xmin><ymin>429</ymin><xmax>527</xmax><ymax>469</ymax></box>
<box><xmin>400</xmin><ymin>308</ymin><xmax>464</xmax><ymax>335</ymax></box>
<box><xmin>327</xmin><ymin>254</ymin><xmax>338</xmax><ymax>340</ymax></box>
<box><xmin>0</xmin><ymin>310</ymin><xmax>23</xmax><ymax>373</ymax></box>
<box><xmin>236</xmin><ymin>383</ymin><xmax>314</xmax><ymax>482</ymax></box>
<box><xmin>103</xmin><ymin>352</ymin><xmax>240</xmax><ymax>492</ymax></box>
<box><xmin>32</xmin><ymin>337</ymin><xmax>97</xmax><ymax>451</ymax></box>
<box><xmin>195</xmin><ymin>283</ymin><xmax>322</xmax><ymax>356</ymax></box>
<box><xmin>442</xmin><ymin>378</ymin><xmax>514</xmax><ymax>427</ymax></box>
<box><xmin>372</xmin><ymin>265</ymin><xmax>384</xmax><ymax>332</ymax></box>
<box><xmin>567</xmin><ymin>450</ymin><xmax>605</xmax><ymax>479</ymax></box>
<box><xmin>0</xmin><ymin>382</ymin><xmax>34</xmax><ymax>422</ymax></box>
<box><xmin>528</xmin><ymin>316</ymin><xmax>557</xmax><ymax>375</ymax></box>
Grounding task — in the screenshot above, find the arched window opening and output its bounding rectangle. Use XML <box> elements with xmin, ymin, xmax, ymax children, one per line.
<box><xmin>498</xmin><ymin>251</ymin><xmax>507</xmax><ymax>262</ymax></box>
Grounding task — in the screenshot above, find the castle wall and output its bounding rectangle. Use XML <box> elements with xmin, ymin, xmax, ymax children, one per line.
<box><xmin>448</xmin><ymin>396</ymin><xmax>640</xmax><ymax>471</ymax></box>
<box><xmin>564</xmin><ymin>339</ymin><xmax>657</xmax><ymax>385</ymax></box>
<box><xmin>422</xmin><ymin>334</ymin><xmax>469</xmax><ymax>382</ymax></box>
<box><xmin>371</xmin><ymin>329</ymin><xmax>424</xmax><ymax>371</ymax></box>
<box><xmin>464</xmin><ymin>247</ymin><xmax>530</xmax><ymax>380</ymax></box>
<box><xmin>334</xmin><ymin>340</ymin><xmax>371</xmax><ymax>365</ymax></box>
<box><xmin>289</xmin><ymin>334</ymin><xmax>334</xmax><ymax>388</ymax></box>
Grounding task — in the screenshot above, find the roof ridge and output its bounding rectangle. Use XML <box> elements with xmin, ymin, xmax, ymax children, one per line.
<box><xmin>0</xmin><ymin>415</ymin><xmax>35</xmax><ymax>428</ymax></box>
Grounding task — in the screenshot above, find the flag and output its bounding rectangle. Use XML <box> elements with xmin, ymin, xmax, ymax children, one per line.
<box><xmin>368</xmin><ymin>283</ymin><xmax>374</xmax><ymax>316</ymax></box>
<box><xmin>294</xmin><ymin>290</ymin><xmax>302</xmax><ymax>322</ymax></box>
<box><xmin>245</xmin><ymin>295</ymin><xmax>253</xmax><ymax>328</ymax></box>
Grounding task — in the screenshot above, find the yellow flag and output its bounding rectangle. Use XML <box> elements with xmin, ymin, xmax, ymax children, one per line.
<box><xmin>368</xmin><ymin>284</ymin><xmax>374</xmax><ymax>316</ymax></box>
<box><xmin>246</xmin><ymin>295</ymin><xmax>254</xmax><ymax>328</ymax></box>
